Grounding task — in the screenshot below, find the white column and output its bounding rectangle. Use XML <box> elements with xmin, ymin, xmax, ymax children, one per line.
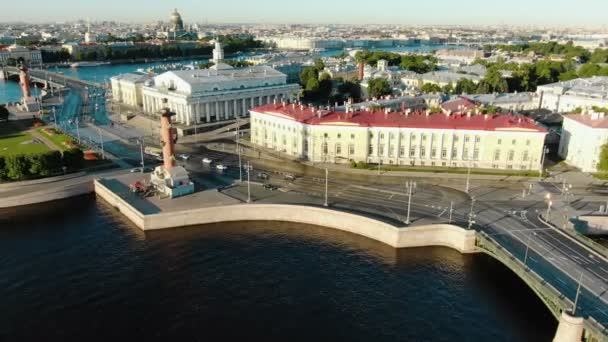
<box><xmin>205</xmin><ymin>102</ymin><xmax>210</xmax><ymax>122</ymax></box>
<box><xmin>215</xmin><ymin>101</ymin><xmax>220</xmax><ymax>120</ymax></box>
<box><xmin>234</xmin><ymin>99</ymin><xmax>239</xmax><ymax>117</ymax></box>
<box><xmin>243</xmin><ymin>97</ymin><xmax>248</xmax><ymax>116</ymax></box>
<box><xmin>225</xmin><ymin>100</ymin><xmax>229</xmax><ymax>120</ymax></box>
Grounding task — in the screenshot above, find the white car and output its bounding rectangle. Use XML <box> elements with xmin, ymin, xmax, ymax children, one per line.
<box><xmin>215</xmin><ymin>164</ymin><xmax>227</xmax><ymax>171</ymax></box>
<box><xmin>202</xmin><ymin>158</ymin><xmax>213</xmax><ymax>164</ymax></box>
<box><xmin>178</xmin><ymin>154</ymin><xmax>190</xmax><ymax>161</ymax></box>
<box><xmin>130</xmin><ymin>167</ymin><xmax>142</xmax><ymax>173</ymax></box>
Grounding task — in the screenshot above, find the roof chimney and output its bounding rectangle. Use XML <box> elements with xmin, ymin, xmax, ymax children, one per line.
<box><xmin>466</xmin><ymin>111</ymin><xmax>472</xmax><ymax>118</ymax></box>
<box><xmin>426</xmin><ymin>109</ymin><xmax>431</xmax><ymax>116</ymax></box>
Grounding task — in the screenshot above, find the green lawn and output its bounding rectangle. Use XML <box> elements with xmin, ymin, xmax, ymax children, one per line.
<box><xmin>0</xmin><ymin>122</ymin><xmax>51</xmax><ymax>157</ymax></box>
<box><xmin>37</xmin><ymin>128</ymin><xmax>78</xmax><ymax>151</ymax></box>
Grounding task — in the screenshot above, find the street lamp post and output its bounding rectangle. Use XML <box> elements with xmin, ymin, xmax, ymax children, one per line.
<box><xmin>523</xmin><ymin>231</ymin><xmax>537</xmax><ymax>267</ymax></box>
<box><xmin>546</xmin><ymin>200</ymin><xmax>553</xmax><ymax>220</ymax></box>
<box><xmin>52</xmin><ymin>107</ymin><xmax>57</xmax><ymax>129</ymax></box>
<box><xmin>246</xmin><ymin>161</ymin><xmax>251</xmax><ymax>203</ymax></box>
<box><xmin>448</xmin><ymin>201</ymin><xmax>454</xmax><ymax>224</ymax></box>
<box><xmin>539</xmin><ymin>147</ymin><xmax>548</xmax><ymax>181</ymax></box>
<box><xmin>324</xmin><ymin>168</ymin><xmax>329</xmax><ymax>207</ymax></box>
<box><xmin>75</xmin><ymin>117</ymin><xmax>81</xmax><ymax>143</ymax></box>
<box><xmin>467</xmin><ymin>197</ymin><xmax>476</xmax><ymax>229</ymax></box>
<box><xmin>405</xmin><ymin>180</ymin><xmax>416</xmax><ymax>225</ymax></box>
<box><xmin>139</xmin><ymin>137</ymin><xmax>145</xmax><ymax>173</ymax></box>
<box><xmin>572</xmin><ymin>271</ymin><xmax>584</xmax><ymax>316</ymax></box>
<box><xmin>465</xmin><ymin>156</ymin><xmax>472</xmax><ymax>193</ymax></box>
<box><xmin>97</xmin><ymin>127</ymin><xmax>105</xmax><ymax>160</ymax></box>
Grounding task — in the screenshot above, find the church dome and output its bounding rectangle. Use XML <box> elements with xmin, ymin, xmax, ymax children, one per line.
<box><xmin>170</xmin><ymin>8</ymin><xmax>184</xmax><ymax>31</ymax></box>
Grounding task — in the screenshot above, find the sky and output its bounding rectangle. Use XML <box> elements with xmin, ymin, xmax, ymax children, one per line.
<box><xmin>0</xmin><ymin>0</ymin><xmax>606</xmax><ymax>27</ymax></box>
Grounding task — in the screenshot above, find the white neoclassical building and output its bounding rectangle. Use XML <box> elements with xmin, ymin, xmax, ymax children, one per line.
<box><xmin>250</xmin><ymin>103</ymin><xmax>547</xmax><ymax>171</ymax></box>
<box><xmin>537</xmin><ymin>77</ymin><xmax>608</xmax><ymax>113</ymax></box>
<box><xmin>559</xmin><ymin>110</ymin><xmax>608</xmax><ymax>172</ymax></box>
<box><xmin>141</xmin><ymin>64</ymin><xmax>300</xmax><ymax>126</ymax></box>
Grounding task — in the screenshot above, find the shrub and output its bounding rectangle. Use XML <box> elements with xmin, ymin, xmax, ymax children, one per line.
<box><xmin>5</xmin><ymin>155</ymin><xmax>31</xmax><ymax>180</ymax></box>
<box><xmin>63</xmin><ymin>148</ymin><xmax>84</xmax><ymax>171</ymax></box>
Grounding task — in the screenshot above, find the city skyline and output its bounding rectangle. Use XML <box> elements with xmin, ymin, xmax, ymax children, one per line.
<box><xmin>0</xmin><ymin>0</ymin><xmax>607</xmax><ymax>27</ymax></box>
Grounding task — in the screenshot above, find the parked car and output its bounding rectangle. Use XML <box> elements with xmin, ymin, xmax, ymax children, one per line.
<box><xmin>257</xmin><ymin>172</ymin><xmax>269</xmax><ymax>180</ymax></box>
<box><xmin>216</xmin><ymin>164</ymin><xmax>228</xmax><ymax>170</ymax></box>
<box><xmin>130</xmin><ymin>167</ymin><xmax>142</xmax><ymax>173</ymax></box>
<box><xmin>178</xmin><ymin>154</ymin><xmax>190</xmax><ymax>161</ymax></box>
<box><xmin>284</xmin><ymin>174</ymin><xmax>296</xmax><ymax>181</ymax></box>
<box><xmin>263</xmin><ymin>184</ymin><xmax>278</xmax><ymax>191</ymax></box>
<box><xmin>202</xmin><ymin>158</ymin><xmax>213</xmax><ymax>164</ymax></box>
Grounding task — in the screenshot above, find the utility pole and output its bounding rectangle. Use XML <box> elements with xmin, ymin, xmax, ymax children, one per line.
<box><xmin>237</xmin><ymin>121</ymin><xmax>242</xmax><ymax>182</ymax></box>
<box><xmin>324</xmin><ymin>168</ymin><xmax>329</xmax><ymax>207</ymax></box>
<box><xmin>405</xmin><ymin>180</ymin><xmax>416</xmax><ymax>225</ymax></box>
<box><xmin>539</xmin><ymin>147</ymin><xmax>548</xmax><ymax>182</ymax></box>
<box><xmin>546</xmin><ymin>200</ymin><xmax>553</xmax><ymax>220</ymax></box>
<box><xmin>52</xmin><ymin>107</ymin><xmax>57</xmax><ymax>129</ymax></box>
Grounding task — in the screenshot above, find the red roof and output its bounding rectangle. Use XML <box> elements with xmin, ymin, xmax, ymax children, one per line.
<box><xmin>565</xmin><ymin>114</ymin><xmax>608</xmax><ymax>129</ymax></box>
<box><xmin>441</xmin><ymin>97</ymin><xmax>478</xmax><ymax>112</ymax></box>
<box><xmin>251</xmin><ymin>103</ymin><xmax>546</xmax><ymax>133</ymax></box>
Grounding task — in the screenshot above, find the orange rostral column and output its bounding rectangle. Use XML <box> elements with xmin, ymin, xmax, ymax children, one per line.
<box><xmin>160</xmin><ymin>100</ymin><xmax>176</xmax><ymax>171</ymax></box>
<box><xmin>18</xmin><ymin>65</ymin><xmax>32</xmax><ymax>100</ymax></box>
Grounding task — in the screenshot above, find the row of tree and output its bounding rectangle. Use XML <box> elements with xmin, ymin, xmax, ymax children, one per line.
<box><xmin>354</xmin><ymin>51</ymin><xmax>439</xmax><ymax>73</ymax></box>
<box><xmin>484</xmin><ymin>41</ymin><xmax>593</xmax><ymax>62</ymax></box>
<box><xmin>0</xmin><ymin>149</ymin><xmax>84</xmax><ymax>181</ymax></box>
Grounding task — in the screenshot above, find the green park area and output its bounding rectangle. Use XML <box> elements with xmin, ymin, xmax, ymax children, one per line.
<box><xmin>37</xmin><ymin>127</ymin><xmax>79</xmax><ymax>151</ymax></box>
<box><xmin>0</xmin><ymin>122</ymin><xmax>51</xmax><ymax>157</ymax></box>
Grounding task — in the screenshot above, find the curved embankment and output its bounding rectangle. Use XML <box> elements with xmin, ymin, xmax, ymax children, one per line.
<box><xmin>95</xmin><ymin>179</ymin><xmax>477</xmax><ymax>253</ymax></box>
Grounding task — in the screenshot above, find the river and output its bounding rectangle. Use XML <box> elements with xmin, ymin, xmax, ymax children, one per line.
<box><xmin>0</xmin><ymin>196</ymin><xmax>556</xmax><ymax>341</ymax></box>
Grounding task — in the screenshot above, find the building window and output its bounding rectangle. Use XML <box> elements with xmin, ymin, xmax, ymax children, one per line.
<box><xmin>324</xmin><ymin>133</ymin><xmax>328</xmax><ymax>138</ymax></box>
<box><xmin>523</xmin><ymin>150</ymin><xmax>529</xmax><ymax>162</ymax></box>
<box><xmin>411</xmin><ymin>135</ymin><xmax>417</xmax><ymax>141</ymax></box>
<box><xmin>368</xmin><ymin>144</ymin><xmax>373</xmax><ymax>155</ymax></box>
<box><xmin>421</xmin><ymin>147</ymin><xmax>426</xmax><ymax>158</ymax></box>
<box><xmin>379</xmin><ymin>144</ymin><xmax>385</xmax><ymax>155</ymax></box>
<box><xmin>463</xmin><ymin>148</ymin><xmax>469</xmax><ymax>160</ymax></box>
<box><xmin>336</xmin><ymin>143</ymin><xmax>342</xmax><ymax>155</ymax></box>
<box><xmin>351</xmin><ymin>134</ymin><xmax>355</xmax><ymax>139</ymax></box>
<box><xmin>389</xmin><ymin>133</ymin><xmax>394</xmax><ymax>139</ymax></box>
<box><xmin>399</xmin><ymin>146</ymin><xmax>405</xmax><ymax>157</ymax></box>
<box><xmin>508</xmin><ymin>150</ymin><xmax>515</xmax><ymax>161</ymax></box>
<box><xmin>452</xmin><ymin>148</ymin><xmax>457</xmax><ymax>159</ymax></box>
<box><xmin>337</xmin><ymin>133</ymin><xmax>341</xmax><ymax>139</ymax></box>
<box><xmin>475</xmin><ymin>136</ymin><xmax>481</xmax><ymax>143</ymax></box>
<box><xmin>441</xmin><ymin>148</ymin><xmax>447</xmax><ymax>159</ymax></box>
<box><xmin>369</xmin><ymin>133</ymin><xmax>374</xmax><ymax>139</ymax></box>
<box><xmin>512</xmin><ymin>139</ymin><xmax>516</xmax><ymax>145</ymax></box>
<box><xmin>473</xmin><ymin>148</ymin><xmax>479</xmax><ymax>160</ymax></box>
<box><xmin>349</xmin><ymin>144</ymin><xmax>355</xmax><ymax>155</ymax></box>
<box><xmin>453</xmin><ymin>135</ymin><xmax>459</xmax><ymax>142</ymax></box>
<box><xmin>494</xmin><ymin>149</ymin><xmax>501</xmax><ymax>161</ymax></box>
<box><xmin>389</xmin><ymin>145</ymin><xmax>395</xmax><ymax>157</ymax></box>
<box><xmin>410</xmin><ymin>147</ymin><xmax>416</xmax><ymax>157</ymax></box>
<box><xmin>431</xmin><ymin>148</ymin><xmax>437</xmax><ymax>158</ymax></box>
<box><xmin>464</xmin><ymin>136</ymin><xmax>470</xmax><ymax>143</ymax></box>
<box><xmin>380</xmin><ymin>133</ymin><xmax>385</xmax><ymax>140</ymax></box>
<box><xmin>497</xmin><ymin>139</ymin><xmax>502</xmax><ymax>145</ymax></box>
<box><xmin>322</xmin><ymin>142</ymin><xmax>328</xmax><ymax>155</ymax></box>
<box><xmin>421</xmin><ymin>134</ymin><xmax>427</xmax><ymax>142</ymax></box>
<box><xmin>526</xmin><ymin>139</ymin><xmax>531</xmax><ymax>146</ymax></box>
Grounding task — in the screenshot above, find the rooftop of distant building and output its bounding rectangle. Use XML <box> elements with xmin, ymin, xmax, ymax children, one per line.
<box><xmin>565</xmin><ymin>112</ymin><xmax>608</xmax><ymax>129</ymax></box>
<box><xmin>252</xmin><ymin>103</ymin><xmax>546</xmax><ymax>133</ymax></box>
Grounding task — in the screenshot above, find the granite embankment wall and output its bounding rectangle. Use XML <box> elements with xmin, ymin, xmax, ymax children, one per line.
<box><xmin>94</xmin><ymin>180</ymin><xmax>477</xmax><ymax>253</ymax></box>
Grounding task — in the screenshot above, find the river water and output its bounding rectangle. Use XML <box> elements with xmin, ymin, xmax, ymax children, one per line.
<box><xmin>0</xmin><ymin>196</ymin><xmax>556</xmax><ymax>341</ymax></box>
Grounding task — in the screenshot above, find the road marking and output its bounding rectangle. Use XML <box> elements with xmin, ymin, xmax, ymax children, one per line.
<box><xmin>388</xmin><ymin>194</ymin><xmax>395</xmax><ymax>200</ymax></box>
<box><xmin>438</xmin><ymin>208</ymin><xmax>447</xmax><ymax>218</ymax></box>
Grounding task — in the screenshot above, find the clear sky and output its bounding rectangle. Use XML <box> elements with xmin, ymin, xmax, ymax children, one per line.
<box><xmin>0</xmin><ymin>0</ymin><xmax>605</xmax><ymax>27</ymax></box>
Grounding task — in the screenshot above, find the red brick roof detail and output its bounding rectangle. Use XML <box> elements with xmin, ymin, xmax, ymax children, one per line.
<box><xmin>252</xmin><ymin>104</ymin><xmax>546</xmax><ymax>133</ymax></box>
<box><xmin>565</xmin><ymin>114</ymin><xmax>608</xmax><ymax>129</ymax></box>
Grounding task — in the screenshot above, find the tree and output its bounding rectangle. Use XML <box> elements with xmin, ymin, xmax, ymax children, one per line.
<box><xmin>300</xmin><ymin>67</ymin><xmax>319</xmax><ymax>87</ymax></box>
<box><xmin>5</xmin><ymin>155</ymin><xmax>30</xmax><ymax>180</ymax></box>
<box><xmin>367</xmin><ymin>78</ymin><xmax>392</xmax><ymax>98</ymax></box>
<box><xmin>0</xmin><ymin>105</ymin><xmax>9</xmax><ymax>121</ymax></box>
<box><xmin>599</xmin><ymin>144</ymin><xmax>608</xmax><ymax>172</ymax></box>
<box><xmin>420</xmin><ymin>83</ymin><xmax>442</xmax><ymax>93</ymax></box>
<box><xmin>578</xmin><ymin>63</ymin><xmax>602</xmax><ymax>78</ymax></box>
<box><xmin>305</xmin><ymin>77</ymin><xmax>320</xmax><ymax>92</ymax></box>
<box><xmin>483</xmin><ymin>67</ymin><xmax>509</xmax><ymax>93</ymax></box>
<box><xmin>454</xmin><ymin>78</ymin><xmax>478</xmax><ymax>94</ymax></box>
<box><xmin>29</xmin><ymin>151</ymin><xmax>62</xmax><ymax>176</ymax></box>
<box><xmin>63</xmin><ymin>148</ymin><xmax>84</xmax><ymax>171</ymax></box>
<box><xmin>0</xmin><ymin>156</ymin><xmax>5</xmax><ymax>180</ymax></box>
<box><xmin>442</xmin><ymin>83</ymin><xmax>454</xmax><ymax>94</ymax></box>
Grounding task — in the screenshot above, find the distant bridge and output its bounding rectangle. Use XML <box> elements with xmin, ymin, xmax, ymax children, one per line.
<box><xmin>1</xmin><ymin>66</ymin><xmax>102</xmax><ymax>90</ymax></box>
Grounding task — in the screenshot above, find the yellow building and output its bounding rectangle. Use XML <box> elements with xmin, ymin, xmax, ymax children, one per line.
<box><xmin>250</xmin><ymin>103</ymin><xmax>547</xmax><ymax>171</ymax></box>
